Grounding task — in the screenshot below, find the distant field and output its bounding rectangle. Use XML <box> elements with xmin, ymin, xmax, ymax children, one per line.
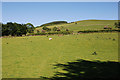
<box><xmin>2</xmin><ymin>32</ymin><xmax>118</xmax><ymax>78</ymax></box>
<box><xmin>36</xmin><ymin>20</ymin><xmax>118</xmax><ymax>32</ymax></box>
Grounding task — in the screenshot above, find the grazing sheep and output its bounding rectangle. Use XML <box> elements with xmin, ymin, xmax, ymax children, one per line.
<box><xmin>49</xmin><ymin>38</ymin><xmax>52</xmax><ymax>40</ymax></box>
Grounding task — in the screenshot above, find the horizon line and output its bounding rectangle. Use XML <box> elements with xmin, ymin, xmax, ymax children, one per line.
<box><xmin>2</xmin><ymin>19</ymin><xmax>118</xmax><ymax>27</ymax></box>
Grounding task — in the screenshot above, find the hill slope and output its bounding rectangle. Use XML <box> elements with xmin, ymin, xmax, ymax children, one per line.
<box><xmin>36</xmin><ymin>20</ymin><xmax>118</xmax><ymax>32</ymax></box>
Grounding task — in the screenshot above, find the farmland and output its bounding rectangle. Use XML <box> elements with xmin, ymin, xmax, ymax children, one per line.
<box><xmin>35</xmin><ymin>20</ymin><xmax>118</xmax><ymax>33</ymax></box>
<box><xmin>2</xmin><ymin>2</ymin><xmax>119</xmax><ymax>79</ymax></box>
<box><xmin>2</xmin><ymin>32</ymin><xmax>118</xmax><ymax>78</ymax></box>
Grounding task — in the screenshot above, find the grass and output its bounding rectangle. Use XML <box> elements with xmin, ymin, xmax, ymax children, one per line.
<box><xmin>2</xmin><ymin>32</ymin><xmax>118</xmax><ymax>78</ymax></box>
<box><xmin>35</xmin><ymin>20</ymin><xmax>118</xmax><ymax>33</ymax></box>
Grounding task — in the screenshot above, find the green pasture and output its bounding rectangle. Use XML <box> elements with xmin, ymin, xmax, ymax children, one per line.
<box><xmin>2</xmin><ymin>32</ymin><xmax>118</xmax><ymax>78</ymax></box>
<box><xmin>35</xmin><ymin>20</ymin><xmax>118</xmax><ymax>32</ymax></box>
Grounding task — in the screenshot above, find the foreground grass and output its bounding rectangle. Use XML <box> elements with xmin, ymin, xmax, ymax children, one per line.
<box><xmin>2</xmin><ymin>32</ymin><xmax>118</xmax><ymax>78</ymax></box>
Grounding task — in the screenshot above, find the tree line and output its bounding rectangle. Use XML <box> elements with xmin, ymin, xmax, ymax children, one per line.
<box><xmin>1</xmin><ymin>21</ymin><xmax>120</xmax><ymax>36</ymax></box>
<box><xmin>2</xmin><ymin>22</ymin><xmax>35</xmax><ymax>36</ymax></box>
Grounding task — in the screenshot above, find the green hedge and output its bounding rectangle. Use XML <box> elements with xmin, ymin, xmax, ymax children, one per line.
<box><xmin>78</xmin><ymin>29</ymin><xmax>120</xmax><ymax>33</ymax></box>
<box><xmin>28</xmin><ymin>31</ymin><xmax>73</xmax><ymax>36</ymax></box>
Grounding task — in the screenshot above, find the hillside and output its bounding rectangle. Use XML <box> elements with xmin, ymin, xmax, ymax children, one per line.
<box><xmin>35</xmin><ymin>20</ymin><xmax>118</xmax><ymax>33</ymax></box>
<box><xmin>38</xmin><ymin>21</ymin><xmax>68</xmax><ymax>27</ymax></box>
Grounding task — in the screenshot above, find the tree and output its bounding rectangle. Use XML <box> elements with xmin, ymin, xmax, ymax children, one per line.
<box><xmin>114</xmin><ymin>22</ymin><xmax>120</xmax><ymax>28</ymax></box>
<box><xmin>114</xmin><ymin>22</ymin><xmax>118</xmax><ymax>28</ymax></box>
<box><xmin>21</xmin><ymin>24</ymin><xmax>28</xmax><ymax>36</ymax></box>
<box><xmin>118</xmin><ymin>22</ymin><xmax>120</xmax><ymax>28</ymax></box>
<box><xmin>2</xmin><ymin>23</ymin><xmax>11</xmax><ymax>36</ymax></box>
<box><xmin>16</xmin><ymin>24</ymin><xmax>27</xmax><ymax>36</ymax></box>
<box><xmin>26</xmin><ymin>23</ymin><xmax>35</xmax><ymax>33</ymax></box>
<box><xmin>53</xmin><ymin>27</ymin><xmax>58</xmax><ymax>31</ymax></box>
<box><xmin>42</xmin><ymin>26</ymin><xmax>48</xmax><ymax>30</ymax></box>
<box><xmin>0</xmin><ymin>22</ymin><xmax>2</xmax><ymax>37</ymax></box>
<box><xmin>42</xmin><ymin>26</ymin><xmax>51</xmax><ymax>32</ymax></box>
<box><xmin>47</xmin><ymin>28</ymin><xmax>51</xmax><ymax>32</ymax></box>
<box><xmin>2</xmin><ymin>22</ymin><xmax>28</xmax><ymax>36</ymax></box>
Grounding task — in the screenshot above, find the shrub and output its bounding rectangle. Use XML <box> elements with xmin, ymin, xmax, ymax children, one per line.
<box><xmin>42</xmin><ymin>26</ymin><xmax>51</xmax><ymax>32</ymax></box>
<box><xmin>57</xmin><ymin>28</ymin><xmax>61</xmax><ymax>31</ymax></box>
<box><xmin>114</xmin><ymin>22</ymin><xmax>120</xmax><ymax>28</ymax></box>
<box><xmin>66</xmin><ymin>29</ymin><xmax>69</xmax><ymax>31</ymax></box>
<box><xmin>78</xmin><ymin>29</ymin><xmax>120</xmax><ymax>33</ymax></box>
<box><xmin>57</xmin><ymin>31</ymin><xmax>72</xmax><ymax>35</ymax></box>
<box><xmin>37</xmin><ymin>30</ymin><xmax>40</xmax><ymax>33</ymax></box>
<box><xmin>53</xmin><ymin>27</ymin><xmax>58</xmax><ymax>31</ymax></box>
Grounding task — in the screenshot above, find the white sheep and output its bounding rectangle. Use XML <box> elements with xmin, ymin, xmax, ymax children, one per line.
<box><xmin>49</xmin><ymin>38</ymin><xmax>52</xmax><ymax>40</ymax></box>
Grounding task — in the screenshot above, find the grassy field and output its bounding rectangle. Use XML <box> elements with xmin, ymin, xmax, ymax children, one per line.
<box><xmin>2</xmin><ymin>32</ymin><xmax>118</xmax><ymax>78</ymax></box>
<box><xmin>35</xmin><ymin>20</ymin><xmax>118</xmax><ymax>32</ymax></box>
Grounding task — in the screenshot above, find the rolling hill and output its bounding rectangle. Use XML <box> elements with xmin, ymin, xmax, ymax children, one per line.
<box><xmin>35</xmin><ymin>20</ymin><xmax>118</xmax><ymax>33</ymax></box>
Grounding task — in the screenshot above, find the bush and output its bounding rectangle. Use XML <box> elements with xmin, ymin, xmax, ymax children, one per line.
<box><xmin>66</xmin><ymin>29</ymin><xmax>69</xmax><ymax>31</ymax></box>
<box><xmin>114</xmin><ymin>22</ymin><xmax>120</xmax><ymax>28</ymax></box>
<box><xmin>53</xmin><ymin>27</ymin><xmax>58</xmax><ymax>31</ymax></box>
<box><xmin>57</xmin><ymin>28</ymin><xmax>61</xmax><ymax>31</ymax></box>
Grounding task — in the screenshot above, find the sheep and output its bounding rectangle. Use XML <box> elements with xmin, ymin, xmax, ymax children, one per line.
<box><xmin>49</xmin><ymin>38</ymin><xmax>52</xmax><ymax>40</ymax></box>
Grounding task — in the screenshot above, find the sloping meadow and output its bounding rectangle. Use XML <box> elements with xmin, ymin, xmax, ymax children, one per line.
<box><xmin>2</xmin><ymin>32</ymin><xmax>119</xmax><ymax>78</ymax></box>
